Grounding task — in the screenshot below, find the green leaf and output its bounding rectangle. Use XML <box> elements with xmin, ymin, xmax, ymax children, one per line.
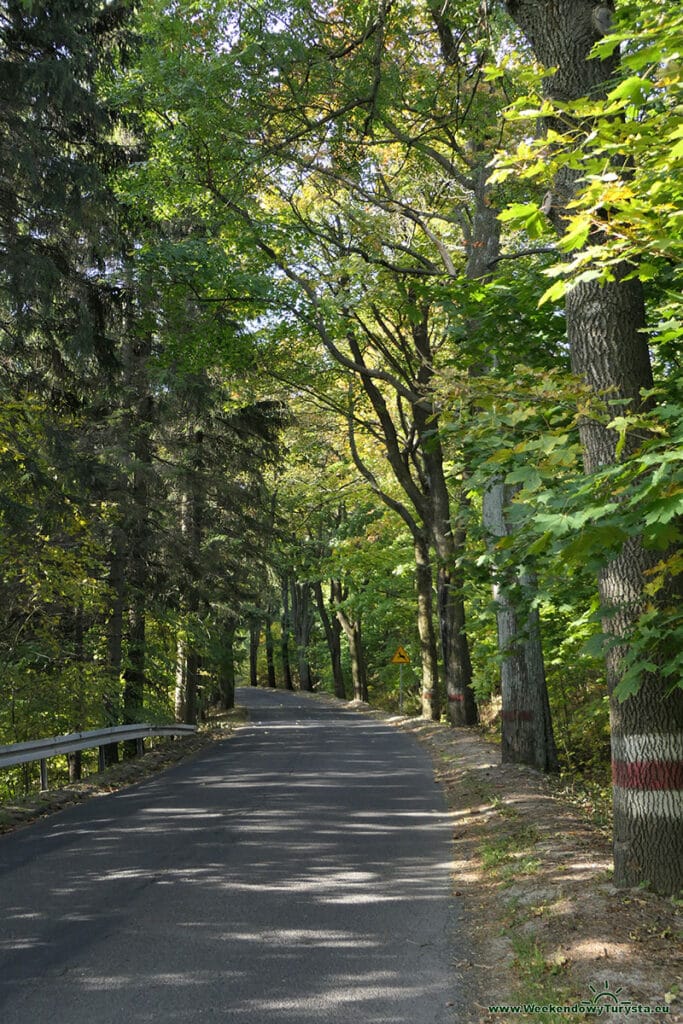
<box><xmin>539</xmin><ymin>279</ymin><xmax>567</xmax><ymax>306</ymax></box>
<box><xmin>607</xmin><ymin>76</ymin><xmax>649</xmax><ymax>105</ymax></box>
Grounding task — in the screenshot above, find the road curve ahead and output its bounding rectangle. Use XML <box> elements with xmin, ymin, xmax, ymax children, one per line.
<box><xmin>0</xmin><ymin>688</ymin><xmax>463</xmax><ymax>1023</ymax></box>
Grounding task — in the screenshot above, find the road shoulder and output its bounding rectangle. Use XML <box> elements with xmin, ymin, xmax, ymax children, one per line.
<box><xmin>311</xmin><ymin>693</ymin><xmax>681</xmax><ymax>1024</ymax></box>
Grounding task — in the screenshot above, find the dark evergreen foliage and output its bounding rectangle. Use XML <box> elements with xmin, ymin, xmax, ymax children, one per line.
<box><xmin>0</xmin><ymin>0</ymin><xmax>138</xmax><ymax>375</ymax></box>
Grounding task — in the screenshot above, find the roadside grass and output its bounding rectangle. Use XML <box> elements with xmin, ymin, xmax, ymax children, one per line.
<box><xmin>507</xmin><ymin>934</ymin><xmax>591</xmax><ymax>1024</ymax></box>
<box><xmin>479</xmin><ymin>826</ymin><xmax>542</xmax><ymax>884</ymax></box>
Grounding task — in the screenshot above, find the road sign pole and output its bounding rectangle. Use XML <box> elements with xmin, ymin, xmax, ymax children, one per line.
<box><xmin>399</xmin><ymin>663</ymin><xmax>403</xmax><ymax>712</ymax></box>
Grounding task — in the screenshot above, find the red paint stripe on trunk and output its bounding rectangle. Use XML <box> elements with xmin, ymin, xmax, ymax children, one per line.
<box><xmin>501</xmin><ymin>710</ymin><xmax>533</xmax><ymax>723</ymax></box>
<box><xmin>448</xmin><ymin>693</ymin><xmax>464</xmax><ymax>702</ymax></box>
<box><xmin>611</xmin><ymin>760</ymin><xmax>683</xmax><ymax>791</ymax></box>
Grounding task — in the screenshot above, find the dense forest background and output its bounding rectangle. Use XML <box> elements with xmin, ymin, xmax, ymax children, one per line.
<box><xmin>0</xmin><ymin>0</ymin><xmax>681</xmax><ymax>893</ymax></box>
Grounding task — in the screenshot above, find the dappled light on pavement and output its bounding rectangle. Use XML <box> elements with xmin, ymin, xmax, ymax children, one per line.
<box><xmin>0</xmin><ymin>688</ymin><xmax>462</xmax><ymax>1023</ymax></box>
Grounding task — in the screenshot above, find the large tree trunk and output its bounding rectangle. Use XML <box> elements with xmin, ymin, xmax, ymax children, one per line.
<box><xmin>312</xmin><ymin>580</ymin><xmax>347</xmax><ymax>699</ymax></box>
<box><xmin>483</xmin><ymin>479</ymin><xmax>558</xmax><ymax>772</ymax></box>
<box><xmin>505</xmin><ymin>0</ymin><xmax>683</xmax><ymax>893</ymax></box>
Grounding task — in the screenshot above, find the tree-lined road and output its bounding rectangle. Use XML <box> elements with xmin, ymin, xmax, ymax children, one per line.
<box><xmin>0</xmin><ymin>689</ymin><xmax>462</xmax><ymax>1023</ymax></box>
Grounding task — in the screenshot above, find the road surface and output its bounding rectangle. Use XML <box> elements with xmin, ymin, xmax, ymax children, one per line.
<box><xmin>0</xmin><ymin>688</ymin><xmax>464</xmax><ymax>1022</ymax></box>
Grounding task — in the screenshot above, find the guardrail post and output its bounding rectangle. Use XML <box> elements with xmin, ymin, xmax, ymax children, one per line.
<box><xmin>40</xmin><ymin>759</ymin><xmax>48</xmax><ymax>792</ymax></box>
<box><xmin>136</xmin><ymin>737</ymin><xmax>144</xmax><ymax>757</ymax></box>
<box><xmin>98</xmin><ymin>746</ymin><xmax>106</xmax><ymax>773</ymax></box>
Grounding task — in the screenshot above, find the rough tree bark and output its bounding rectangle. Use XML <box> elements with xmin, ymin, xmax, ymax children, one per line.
<box><xmin>312</xmin><ymin>580</ymin><xmax>347</xmax><ymax>699</ymax></box>
<box><xmin>414</xmin><ymin>533</ymin><xmax>441</xmax><ymax>719</ymax></box>
<box><xmin>67</xmin><ymin>604</ymin><xmax>84</xmax><ymax>782</ymax></box>
<box><xmin>410</xmin><ymin>314</ymin><xmax>478</xmax><ymax>724</ymax></box>
<box><xmin>504</xmin><ymin>0</ymin><xmax>683</xmax><ymax>892</ymax></box>
<box><xmin>179</xmin><ymin>428</ymin><xmax>205</xmax><ymax>724</ymax></box>
<box><xmin>291</xmin><ymin>581</ymin><xmax>314</xmax><ymax>691</ymax></box>
<box><xmin>331</xmin><ymin>578</ymin><xmax>368</xmax><ymax>702</ymax></box>
<box><xmin>216</xmin><ymin>624</ymin><xmax>236</xmax><ymax>710</ymax></box>
<box><xmin>265</xmin><ymin>617</ymin><xmax>277</xmax><ymax>688</ymax></box>
<box><xmin>122</xmin><ymin>335</ymin><xmax>153</xmax><ymax>754</ymax></box>
<box><xmin>174</xmin><ymin>635</ymin><xmax>186</xmax><ymax>721</ymax></box>
<box><xmin>483</xmin><ymin>479</ymin><xmax>559</xmax><ymax>772</ymax></box>
<box><xmin>466</xmin><ymin>167</ymin><xmax>557</xmax><ymax>770</ymax></box>
<box><xmin>103</xmin><ymin>525</ymin><xmax>125</xmax><ymax>764</ymax></box>
<box><xmin>280</xmin><ymin>579</ymin><xmax>294</xmax><ymax>690</ymax></box>
<box><xmin>249</xmin><ymin>620</ymin><xmax>260</xmax><ymax>686</ymax></box>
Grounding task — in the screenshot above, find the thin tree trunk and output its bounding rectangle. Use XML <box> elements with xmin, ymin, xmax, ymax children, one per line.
<box><xmin>265</xmin><ymin>618</ymin><xmax>277</xmax><ymax>688</ymax></box>
<box><xmin>410</xmin><ymin>311</ymin><xmax>478</xmax><ymax>726</ymax></box>
<box><xmin>174</xmin><ymin>636</ymin><xmax>187</xmax><ymax>722</ymax></box>
<box><xmin>414</xmin><ymin>402</ymin><xmax>477</xmax><ymax>724</ymax></box>
<box><xmin>455</xmin><ymin>158</ymin><xmax>556</xmax><ymax>765</ymax></box>
<box><xmin>292</xmin><ymin>581</ymin><xmax>314</xmax><ymax>690</ymax></box>
<box><xmin>249</xmin><ymin>621</ymin><xmax>260</xmax><ymax>686</ymax></box>
<box><xmin>183</xmin><ymin>429</ymin><xmax>204</xmax><ymax>725</ymax></box>
<box><xmin>185</xmin><ymin>649</ymin><xmax>200</xmax><ymax>722</ymax></box>
<box><xmin>281</xmin><ymin>580</ymin><xmax>294</xmax><ymax>690</ymax></box>
<box><xmin>346</xmin><ymin>419</ymin><xmax>441</xmax><ymax>718</ymax></box>
<box><xmin>68</xmin><ymin>604</ymin><xmax>84</xmax><ymax>782</ymax></box>
<box><xmin>217</xmin><ymin>625</ymin><xmax>236</xmax><ymax>710</ymax></box>
<box><xmin>122</xmin><ymin>334</ymin><xmax>152</xmax><ymax>756</ymax></box>
<box><xmin>332</xmin><ymin>579</ymin><xmax>368</xmax><ymax>702</ymax></box>
<box><xmin>103</xmin><ymin>527</ymin><xmax>125</xmax><ymax>765</ymax></box>
<box><xmin>122</xmin><ymin>597</ymin><xmax>145</xmax><ymax>757</ymax></box>
<box><xmin>312</xmin><ymin>580</ymin><xmax>347</xmax><ymax>699</ymax></box>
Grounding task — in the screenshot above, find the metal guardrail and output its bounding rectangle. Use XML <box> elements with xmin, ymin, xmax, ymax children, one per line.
<box><xmin>0</xmin><ymin>723</ymin><xmax>197</xmax><ymax>791</ymax></box>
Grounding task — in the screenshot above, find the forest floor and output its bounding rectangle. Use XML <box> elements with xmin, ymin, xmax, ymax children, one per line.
<box><xmin>0</xmin><ymin>695</ymin><xmax>680</xmax><ymax>1023</ymax></box>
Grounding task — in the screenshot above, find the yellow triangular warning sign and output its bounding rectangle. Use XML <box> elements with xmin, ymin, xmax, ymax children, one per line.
<box><xmin>391</xmin><ymin>645</ymin><xmax>411</xmax><ymax>664</ymax></box>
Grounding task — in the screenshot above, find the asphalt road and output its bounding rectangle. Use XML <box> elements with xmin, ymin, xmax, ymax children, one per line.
<box><xmin>0</xmin><ymin>688</ymin><xmax>463</xmax><ymax>1023</ymax></box>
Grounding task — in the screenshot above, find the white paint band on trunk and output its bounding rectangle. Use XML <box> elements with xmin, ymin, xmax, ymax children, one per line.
<box><xmin>613</xmin><ymin>786</ymin><xmax>683</xmax><ymax>819</ymax></box>
<box><xmin>611</xmin><ymin>733</ymin><xmax>683</xmax><ymax>763</ymax></box>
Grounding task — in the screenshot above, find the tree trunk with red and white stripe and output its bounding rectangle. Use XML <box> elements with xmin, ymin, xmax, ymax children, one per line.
<box><xmin>505</xmin><ymin>0</ymin><xmax>683</xmax><ymax>893</ymax></box>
